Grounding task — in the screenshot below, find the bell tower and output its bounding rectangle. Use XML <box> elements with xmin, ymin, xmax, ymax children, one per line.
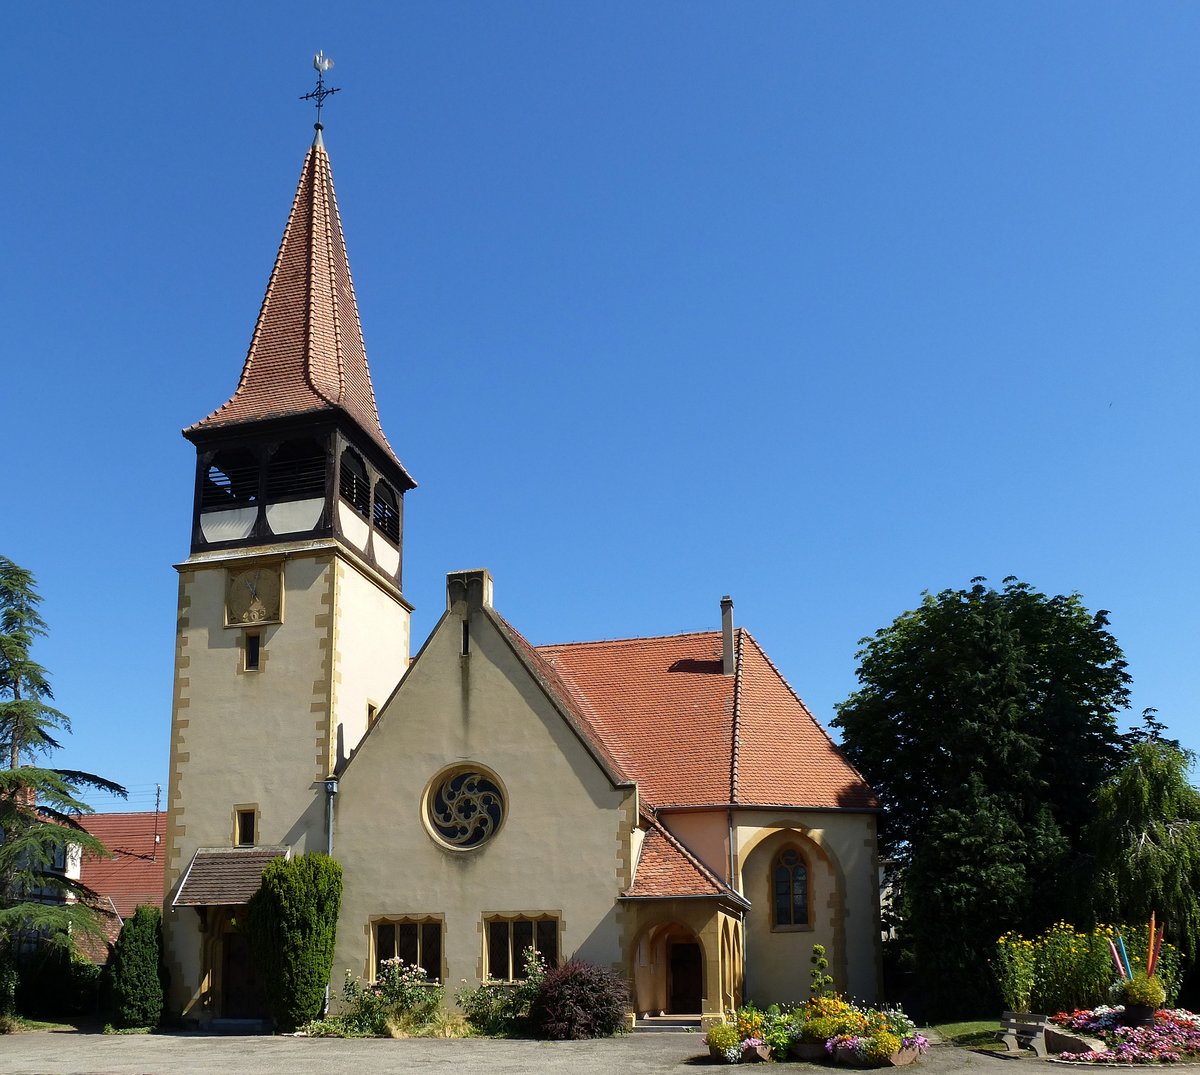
<box><xmin>162</xmin><ymin>106</ymin><xmax>414</xmax><ymax>1022</ymax></box>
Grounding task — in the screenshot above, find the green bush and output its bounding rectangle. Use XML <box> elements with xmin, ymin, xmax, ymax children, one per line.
<box><xmin>246</xmin><ymin>852</ymin><xmax>343</xmax><ymax>1032</ymax></box>
<box><xmin>457</xmin><ymin>948</ymin><xmax>546</xmax><ymax>1036</ymax></box>
<box><xmin>109</xmin><ymin>906</ymin><xmax>164</xmax><ymax>1028</ymax></box>
<box><xmin>16</xmin><ymin>945</ymin><xmax>100</xmax><ymax>1018</ymax></box>
<box><xmin>338</xmin><ymin>958</ymin><xmax>444</xmax><ymax>1036</ymax></box>
<box><xmin>0</xmin><ymin>944</ymin><xmax>17</xmax><ymax>1018</ymax></box>
<box><xmin>528</xmin><ymin>958</ymin><xmax>628</xmax><ymax>1039</ymax></box>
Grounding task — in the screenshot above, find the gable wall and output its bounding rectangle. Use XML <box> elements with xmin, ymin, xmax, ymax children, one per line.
<box><xmin>735</xmin><ymin>809</ymin><xmax>881</xmax><ymax>1004</ymax></box>
<box><xmin>333</xmin><ymin>607</ymin><xmax>635</xmax><ymax>993</ymax></box>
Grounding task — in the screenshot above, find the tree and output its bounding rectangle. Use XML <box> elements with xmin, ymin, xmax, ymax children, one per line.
<box><xmin>108</xmin><ymin>905</ymin><xmax>165</xmax><ymax>1028</ymax></box>
<box><xmin>1090</xmin><ymin>740</ymin><xmax>1200</xmax><ymax>960</ymax></box>
<box><xmin>0</xmin><ymin>556</ymin><xmax>125</xmax><ymax>954</ymax></box>
<box><xmin>246</xmin><ymin>852</ymin><xmax>343</xmax><ymax>1031</ymax></box>
<box><xmin>832</xmin><ymin>577</ymin><xmax>1131</xmax><ymax>1015</ymax></box>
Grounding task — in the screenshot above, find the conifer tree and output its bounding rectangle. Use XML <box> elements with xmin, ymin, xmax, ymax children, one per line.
<box><xmin>0</xmin><ymin>556</ymin><xmax>125</xmax><ymax>952</ymax></box>
<box><xmin>109</xmin><ymin>905</ymin><xmax>165</xmax><ymax>1028</ymax></box>
<box><xmin>246</xmin><ymin>852</ymin><xmax>343</xmax><ymax>1031</ymax></box>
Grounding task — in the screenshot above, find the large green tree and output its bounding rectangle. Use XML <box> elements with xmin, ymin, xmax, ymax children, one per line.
<box><xmin>0</xmin><ymin>556</ymin><xmax>125</xmax><ymax>952</ymax></box>
<box><xmin>1090</xmin><ymin>738</ymin><xmax>1200</xmax><ymax>960</ymax></box>
<box><xmin>832</xmin><ymin>577</ymin><xmax>1131</xmax><ymax>1014</ymax></box>
<box><xmin>246</xmin><ymin>852</ymin><xmax>343</xmax><ymax>1031</ymax></box>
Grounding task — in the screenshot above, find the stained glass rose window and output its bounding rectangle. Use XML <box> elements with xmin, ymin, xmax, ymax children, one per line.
<box><xmin>426</xmin><ymin>768</ymin><xmax>504</xmax><ymax>849</ymax></box>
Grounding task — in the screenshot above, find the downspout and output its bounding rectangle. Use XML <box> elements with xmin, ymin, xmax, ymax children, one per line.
<box><xmin>322</xmin><ymin>777</ymin><xmax>339</xmax><ymax>1014</ymax></box>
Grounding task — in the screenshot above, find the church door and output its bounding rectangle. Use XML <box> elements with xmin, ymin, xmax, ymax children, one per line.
<box><xmin>668</xmin><ymin>941</ymin><xmax>703</xmax><ymax>1014</ymax></box>
<box><xmin>221</xmin><ymin>930</ymin><xmax>268</xmax><ymax>1018</ymax></box>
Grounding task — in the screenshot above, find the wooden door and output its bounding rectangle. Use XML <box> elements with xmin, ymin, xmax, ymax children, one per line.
<box><xmin>668</xmin><ymin>941</ymin><xmax>702</xmax><ymax>1014</ymax></box>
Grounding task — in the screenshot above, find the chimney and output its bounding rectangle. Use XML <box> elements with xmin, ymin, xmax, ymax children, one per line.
<box><xmin>446</xmin><ymin>569</ymin><xmax>494</xmax><ymax>615</ymax></box>
<box><xmin>721</xmin><ymin>595</ymin><xmax>735</xmax><ymax>675</ymax></box>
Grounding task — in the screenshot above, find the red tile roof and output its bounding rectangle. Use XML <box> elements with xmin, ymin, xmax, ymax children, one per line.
<box><xmin>77</xmin><ymin>811</ymin><xmax>167</xmax><ymax>921</ymax></box>
<box><xmin>624</xmin><ymin>816</ymin><xmax>747</xmax><ymax>905</ymax></box>
<box><xmin>186</xmin><ymin>132</ymin><xmax>413</xmax><ymax>487</ymax></box>
<box><xmin>538</xmin><ymin>629</ymin><xmax>876</xmax><ymax>812</ymax></box>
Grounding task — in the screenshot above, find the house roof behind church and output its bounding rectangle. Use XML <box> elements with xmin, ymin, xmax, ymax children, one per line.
<box><xmin>77</xmin><ymin>811</ymin><xmax>166</xmax><ymax>921</ymax></box>
<box><xmin>537</xmin><ymin>629</ymin><xmax>877</xmax><ymax>812</ymax></box>
<box><xmin>186</xmin><ymin>132</ymin><xmax>413</xmax><ymax>487</ymax></box>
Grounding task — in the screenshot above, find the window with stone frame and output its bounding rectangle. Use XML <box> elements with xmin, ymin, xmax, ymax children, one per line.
<box><xmin>484</xmin><ymin>915</ymin><xmax>559</xmax><ymax>981</ymax></box>
<box><xmin>772</xmin><ymin>846</ymin><xmax>811</xmax><ymax>929</ymax></box>
<box><xmin>373</xmin><ymin>917</ymin><xmax>444</xmax><ymax>982</ymax></box>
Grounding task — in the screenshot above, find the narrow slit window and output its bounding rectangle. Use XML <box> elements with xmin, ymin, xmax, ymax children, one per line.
<box><xmin>461</xmin><ymin>621</ymin><xmax>470</xmax><ymax>656</ymax></box>
<box><xmin>245</xmin><ymin>632</ymin><xmax>261</xmax><ymax>671</ymax></box>
<box><xmin>237</xmin><ymin>810</ymin><xmax>256</xmax><ymax>846</ymax></box>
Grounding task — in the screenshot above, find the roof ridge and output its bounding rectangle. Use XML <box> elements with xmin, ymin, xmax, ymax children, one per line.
<box><xmin>489</xmin><ymin>610</ymin><xmax>634</xmax><ymax>787</ymax></box>
<box><xmin>729</xmin><ymin>627</ymin><xmax>744</xmax><ymax>803</ymax></box>
<box><xmin>537</xmin><ymin>629</ymin><xmax>721</xmax><ymax>650</ymax></box>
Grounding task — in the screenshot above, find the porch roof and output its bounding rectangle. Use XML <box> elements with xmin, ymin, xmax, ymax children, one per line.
<box><xmin>172</xmin><ymin>846</ymin><xmax>289</xmax><ymax>908</ymax></box>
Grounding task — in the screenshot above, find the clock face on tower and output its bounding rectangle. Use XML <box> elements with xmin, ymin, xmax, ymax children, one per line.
<box><xmin>225</xmin><ymin>565</ymin><xmax>283</xmax><ymax>625</ymax></box>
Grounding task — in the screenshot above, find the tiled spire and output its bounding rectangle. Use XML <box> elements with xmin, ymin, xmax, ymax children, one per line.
<box><xmin>188</xmin><ymin>129</ymin><xmax>413</xmax><ymax>486</ymax></box>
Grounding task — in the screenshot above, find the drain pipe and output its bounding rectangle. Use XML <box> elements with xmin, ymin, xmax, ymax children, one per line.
<box><xmin>322</xmin><ymin>777</ymin><xmax>339</xmax><ymax>1014</ymax></box>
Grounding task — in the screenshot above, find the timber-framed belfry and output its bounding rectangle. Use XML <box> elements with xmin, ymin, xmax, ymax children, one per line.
<box><xmin>162</xmin><ymin>114</ymin><xmax>882</xmax><ymax>1029</ymax></box>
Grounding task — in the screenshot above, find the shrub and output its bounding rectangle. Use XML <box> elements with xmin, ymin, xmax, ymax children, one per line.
<box><xmin>801</xmin><ymin>1014</ymin><xmax>843</xmax><ymax>1044</ymax></box>
<box><xmin>339</xmin><ymin>958</ymin><xmax>444</xmax><ymax>1036</ymax></box>
<box><xmin>108</xmin><ymin>905</ymin><xmax>164</xmax><ymax>1029</ymax></box>
<box><xmin>0</xmin><ymin>944</ymin><xmax>17</xmax><ymax>1018</ymax></box>
<box><xmin>246</xmin><ymin>852</ymin><xmax>343</xmax><ymax>1031</ymax></box>
<box><xmin>16</xmin><ymin>945</ymin><xmax>100</xmax><ymax>1018</ymax></box>
<box><xmin>457</xmin><ymin>947</ymin><xmax>547</xmax><ymax>1036</ymax></box>
<box><xmin>994</xmin><ymin>922</ymin><xmax>1182</xmax><ymax>1014</ymax></box>
<box><xmin>528</xmin><ymin>958</ymin><xmax>628</xmax><ymax>1039</ymax></box>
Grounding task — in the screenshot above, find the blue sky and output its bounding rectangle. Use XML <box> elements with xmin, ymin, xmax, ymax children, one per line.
<box><xmin>5</xmin><ymin>4</ymin><xmax>1198</xmax><ymax>811</ymax></box>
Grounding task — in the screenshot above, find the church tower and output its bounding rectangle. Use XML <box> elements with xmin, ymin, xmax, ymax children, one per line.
<box><xmin>162</xmin><ymin>118</ymin><xmax>414</xmax><ymax>1022</ymax></box>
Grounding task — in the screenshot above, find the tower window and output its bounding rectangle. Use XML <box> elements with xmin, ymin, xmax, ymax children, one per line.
<box><xmin>373</xmin><ymin>481</ymin><xmax>400</xmax><ymax>543</ymax></box>
<box><xmin>244</xmin><ymin>632</ymin><xmax>261</xmax><ymax>671</ymax></box>
<box><xmin>202</xmin><ymin>448</ymin><xmax>259</xmax><ymax>511</ymax></box>
<box><xmin>266</xmin><ymin>439</ymin><xmax>326</xmax><ymax>501</ymax></box>
<box><xmin>236</xmin><ymin>808</ymin><xmax>257</xmax><ymax>846</ymax></box>
<box><xmin>339</xmin><ymin>449</ymin><xmax>370</xmax><ymax>518</ymax></box>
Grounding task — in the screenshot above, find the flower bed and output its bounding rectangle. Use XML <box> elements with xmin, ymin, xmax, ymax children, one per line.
<box><xmin>703</xmin><ymin>997</ymin><xmax>929</xmax><ymax>1066</ymax></box>
<box><xmin>1053</xmin><ymin>1006</ymin><xmax>1200</xmax><ymax>1063</ymax></box>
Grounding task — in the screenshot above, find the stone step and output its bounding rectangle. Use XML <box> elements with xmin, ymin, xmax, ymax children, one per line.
<box><xmin>207</xmin><ymin>1017</ymin><xmax>272</xmax><ymax>1035</ymax></box>
<box><xmin>634</xmin><ymin>1015</ymin><xmax>702</xmax><ymax>1033</ymax></box>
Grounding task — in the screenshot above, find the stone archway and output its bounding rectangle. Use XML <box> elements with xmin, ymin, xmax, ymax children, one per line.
<box><xmin>632</xmin><ymin>921</ymin><xmax>706</xmax><ymax>1016</ymax></box>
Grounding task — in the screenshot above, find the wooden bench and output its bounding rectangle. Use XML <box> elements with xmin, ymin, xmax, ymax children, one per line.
<box><xmin>999</xmin><ymin>1012</ymin><xmax>1049</xmax><ymax>1057</ymax></box>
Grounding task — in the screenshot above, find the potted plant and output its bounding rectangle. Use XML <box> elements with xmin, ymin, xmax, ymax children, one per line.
<box><xmin>1117</xmin><ymin>973</ymin><xmax>1165</xmax><ymax>1027</ymax></box>
<box><xmin>705</xmin><ymin>1022</ymin><xmax>741</xmax><ymax>1063</ymax></box>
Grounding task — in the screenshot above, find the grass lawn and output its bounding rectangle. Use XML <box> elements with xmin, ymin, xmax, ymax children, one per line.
<box><xmin>932</xmin><ymin>1019</ymin><xmax>1005</xmax><ymax>1050</ymax></box>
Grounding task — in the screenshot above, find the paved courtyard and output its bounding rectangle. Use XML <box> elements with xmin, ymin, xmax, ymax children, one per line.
<box><xmin>0</xmin><ymin>1031</ymin><xmax>1035</xmax><ymax>1074</ymax></box>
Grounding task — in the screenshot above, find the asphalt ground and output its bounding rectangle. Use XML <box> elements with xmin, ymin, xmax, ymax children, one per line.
<box><xmin>0</xmin><ymin>1032</ymin><xmax>1041</xmax><ymax>1075</ymax></box>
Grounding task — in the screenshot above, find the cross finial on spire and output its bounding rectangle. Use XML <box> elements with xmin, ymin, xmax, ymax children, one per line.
<box><xmin>301</xmin><ymin>51</ymin><xmax>341</xmax><ymax>131</ymax></box>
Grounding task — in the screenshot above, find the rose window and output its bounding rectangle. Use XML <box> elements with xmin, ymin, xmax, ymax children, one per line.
<box><xmin>426</xmin><ymin>769</ymin><xmax>504</xmax><ymax>849</ymax></box>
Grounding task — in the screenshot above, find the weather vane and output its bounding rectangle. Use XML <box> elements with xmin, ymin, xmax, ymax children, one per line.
<box><xmin>301</xmin><ymin>51</ymin><xmax>340</xmax><ymax>128</ymax></box>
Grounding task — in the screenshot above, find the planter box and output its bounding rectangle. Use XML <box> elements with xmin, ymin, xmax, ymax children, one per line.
<box><xmin>887</xmin><ymin>1045</ymin><xmax>920</xmax><ymax>1067</ymax></box>
<box><xmin>741</xmin><ymin>1043</ymin><xmax>772</xmax><ymax>1063</ymax></box>
<box><xmin>790</xmin><ymin>1041</ymin><xmax>828</xmax><ymax>1061</ymax></box>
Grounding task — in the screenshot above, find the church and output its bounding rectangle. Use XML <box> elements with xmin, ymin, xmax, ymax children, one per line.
<box><xmin>160</xmin><ymin>115</ymin><xmax>882</xmax><ymax>1028</ymax></box>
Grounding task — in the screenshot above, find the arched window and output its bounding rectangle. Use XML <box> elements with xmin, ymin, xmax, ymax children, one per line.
<box><xmin>201</xmin><ymin>448</ymin><xmax>259</xmax><ymax>511</ymax></box>
<box><xmin>772</xmin><ymin>847</ymin><xmax>810</xmax><ymax>928</ymax></box>
<box><xmin>266</xmin><ymin>439</ymin><xmax>326</xmax><ymax>501</ymax></box>
<box><xmin>339</xmin><ymin>449</ymin><xmax>370</xmax><ymax>518</ymax></box>
<box><xmin>373</xmin><ymin>481</ymin><xmax>400</xmax><ymax>544</ymax></box>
